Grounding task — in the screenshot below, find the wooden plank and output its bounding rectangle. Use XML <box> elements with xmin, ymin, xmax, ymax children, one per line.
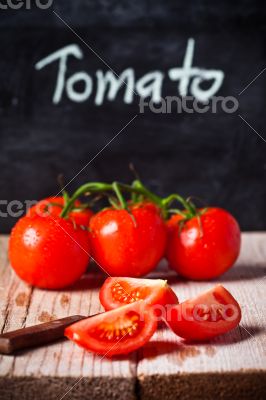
<box><xmin>137</xmin><ymin>233</ymin><xmax>266</xmax><ymax>400</ymax></box>
<box><xmin>0</xmin><ymin>236</ymin><xmax>137</xmax><ymax>400</ymax></box>
<box><xmin>0</xmin><ymin>235</ymin><xmax>33</xmax><ymax>379</ymax></box>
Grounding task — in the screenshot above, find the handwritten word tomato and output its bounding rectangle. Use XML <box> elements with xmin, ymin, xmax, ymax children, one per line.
<box><xmin>165</xmin><ymin>285</ymin><xmax>241</xmax><ymax>341</ymax></box>
<box><xmin>28</xmin><ymin>196</ymin><xmax>93</xmax><ymax>226</ymax></box>
<box><xmin>89</xmin><ymin>203</ymin><xmax>167</xmax><ymax>277</ymax></box>
<box><xmin>166</xmin><ymin>208</ymin><xmax>241</xmax><ymax>280</ymax></box>
<box><xmin>100</xmin><ymin>277</ymin><xmax>178</xmax><ymax>314</ymax></box>
<box><xmin>9</xmin><ymin>215</ymin><xmax>90</xmax><ymax>289</ymax></box>
<box><xmin>65</xmin><ymin>300</ymin><xmax>157</xmax><ymax>356</ymax></box>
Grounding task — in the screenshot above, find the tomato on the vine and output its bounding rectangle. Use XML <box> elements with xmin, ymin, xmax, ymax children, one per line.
<box><xmin>166</xmin><ymin>207</ymin><xmax>241</xmax><ymax>280</ymax></box>
<box><xmin>89</xmin><ymin>202</ymin><xmax>167</xmax><ymax>277</ymax></box>
<box><xmin>9</xmin><ymin>215</ymin><xmax>90</xmax><ymax>289</ymax></box>
<box><xmin>65</xmin><ymin>300</ymin><xmax>157</xmax><ymax>356</ymax></box>
<box><xmin>28</xmin><ymin>196</ymin><xmax>93</xmax><ymax>226</ymax></box>
<box><xmin>165</xmin><ymin>285</ymin><xmax>241</xmax><ymax>341</ymax></box>
<box><xmin>99</xmin><ymin>277</ymin><xmax>178</xmax><ymax>314</ymax></box>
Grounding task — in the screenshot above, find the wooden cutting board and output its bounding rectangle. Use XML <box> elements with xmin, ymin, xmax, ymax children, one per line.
<box><xmin>0</xmin><ymin>233</ymin><xmax>265</xmax><ymax>400</ymax></box>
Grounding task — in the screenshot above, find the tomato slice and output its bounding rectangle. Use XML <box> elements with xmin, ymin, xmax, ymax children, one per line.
<box><xmin>99</xmin><ymin>277</ymin><xmax>179</xmax><ymax>314</ymax></box>
<box><xmin>65</xmin><ymin>300</ymin><xmax>157</xmax><ymax>356</ymax></box>
<box><xmin>164</xmin><ymin>285</ymin><xmax>241</xmax><ymax>341</ymax></box>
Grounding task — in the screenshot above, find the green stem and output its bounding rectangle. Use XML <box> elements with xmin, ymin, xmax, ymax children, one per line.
<box><xmin>108</xmin><ymin>196</ymin><xmax>120</xmax><ymax>209</ymax></box>
<box><xmin>161</xmin><ymin>194</ymin><xmax>196</xmax><ymax>216</ymax></box>
<box><xmin>131</xmin><ymin>180</ymin><xmax>163</xmax><ymax>207</ymax></box>
<box><xmin>62</xmin><ymin>190</ymin><xmax>69</xmax><ymax>204</ymax></box>
<box><xmin>112</xmin><ymin>182</ymin><xmax>127</xmax><ymax>209</ymax></box>
<box><xmin>60</xmin><ymin>179</ymin><xmax>198</xmax><ymax>223</ymax></box>
<box><xmin>60</xmin><ymin>181</ymin><xmax>157</xmax><ymax>218</ymax></box>
<box><xmin>168</xmin><ymin>209</ymin><xmax>189</xmax><ymax>218</ymax></box>
<box><xmin>60</xmin><ymin>182</ymin><xmax>111</xmax><ymax>218</ymax></box>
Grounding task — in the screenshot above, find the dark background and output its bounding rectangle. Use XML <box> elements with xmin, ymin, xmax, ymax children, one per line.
<box><xmin>0</xmin><ymin>0</ymin><xmax>265</xmax><ymax>232</ymax></box>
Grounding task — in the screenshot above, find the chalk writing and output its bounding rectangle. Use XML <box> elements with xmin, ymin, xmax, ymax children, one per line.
<box><xmin>35</xmin><ymin>39</ymin><xmax>224</xmax><ymax>105</ymax></box>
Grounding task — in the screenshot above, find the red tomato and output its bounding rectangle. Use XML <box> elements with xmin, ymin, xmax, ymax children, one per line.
<box><xmin>165</xmin><ymin>285</ymin><xmax>241</xmax><ymax>341</ymax></box>
<box><xmin>166</xmin><ymin>207</ymin><xmax>241</xmax><ymax>280</ymax></box>
<box><xmin>28</xmin><ymin>196</ymin><xmax>93</xmax><ymax>226</ymax></box>
<box><xmin>89</xmin><ymin>203</ymin><xmax>167</xmax><ymax>277</ymax></box>
<box><xmin>65</xmin><ymin>300</ymin><xmax>157</xmax><ymax>356</ymax></box>
<box><xmin>9</xmin><ymin>215</ymin><xmax>90</xmax><ymax>289</ymax></box>
<box><xmin>99</xmin><ymin>277</ymin><xmax>178</xmax><ymax>315</ymax></box>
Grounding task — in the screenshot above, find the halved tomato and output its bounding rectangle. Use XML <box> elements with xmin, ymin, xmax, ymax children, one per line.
<box><xmin>65</xmin><ymin>300</ymin><xmax>157</xmax><ymax>356</ymax></box>
<box><xmin>164</xmin><ymin>285</ymin><xmax>241</xmax><ymax>341</ymax></box>
<box><xmin>99</xmin><ymin>277</ymin><xmax>179</xmax><ymax>315</ymax></box>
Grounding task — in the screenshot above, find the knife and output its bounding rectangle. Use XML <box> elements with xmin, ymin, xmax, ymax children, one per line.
<box><xmin>0</xmin><ymin>315</ymin><xmax>90</xmax><ymax>355</ymax></box>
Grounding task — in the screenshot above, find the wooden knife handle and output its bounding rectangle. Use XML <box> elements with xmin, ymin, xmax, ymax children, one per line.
<box><xmin>0</xmin><ymin>315</ymin><xmax>86</xmax><ymax>355</ymax></box>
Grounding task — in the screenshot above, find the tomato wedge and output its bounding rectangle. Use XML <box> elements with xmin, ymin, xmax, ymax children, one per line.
<box><xmin>65</xmin><ymin>300</ymin><xmax>157</xmax><ymax>356</ymax></box>
<box><xmin>164</xmin><ymin>285</ymin><xmax>241</xmax><ymax>341</ymax></box>
<box><xmin>99</xmin><ymin>277</ymin><xmax>178</xmax><ymax>316</ymax></box>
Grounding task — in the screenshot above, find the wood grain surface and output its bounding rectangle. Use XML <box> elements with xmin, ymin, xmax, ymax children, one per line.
<box><xmin>0</xmin><ymin>233</ymin><xmax>265</xmax><ymax>400</ymax></box>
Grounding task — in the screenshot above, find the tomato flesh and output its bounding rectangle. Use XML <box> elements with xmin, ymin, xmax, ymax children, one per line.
<box><xmin>89</xmin><ymin>202</ymin><xmax>167</xmax><ymax>277</ymax></box>
<box><xmin>100</xmin><ymin>277</ymin><xmax>178</xmax><ymax>314</ymax></box>
<box><xmin>28</xmin><ymin>196</ymin><xmax>93</xmax><ymax>226</ymax></box>
<box><xmin>9</xmin><ymin>215</ymin><xmax>90</xmax><ymax>289</ymax></box>
<box><xmin>166</xmin><ymin>207</ymin><xmax>241</xmax><ymax>280</ymax></box>
<box><xmin>165</xmin><ymin>285</ymin><xmax>241</xmax><ymax>341</ymax></box>
<box><xmin>65</xmin><ymin>301</ymin><xmax>157</xmax><ymax>356</ymax></box>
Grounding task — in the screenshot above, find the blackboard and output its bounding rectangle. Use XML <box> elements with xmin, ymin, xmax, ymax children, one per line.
<box><xmin>0</xmin><ymin>0</ymin><xmax>265</xmax><ymax>232</ymax></box>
